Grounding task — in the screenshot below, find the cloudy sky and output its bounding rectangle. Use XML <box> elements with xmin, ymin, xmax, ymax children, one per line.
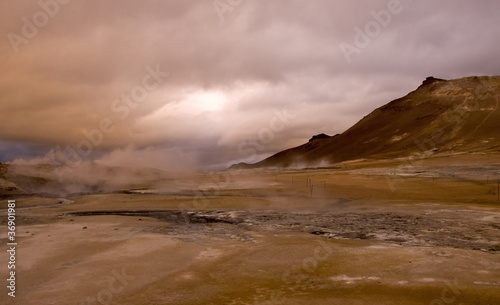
<box><xmin>1</xmin><ymin>0</ymin><xmax>499</xmax><ymax>170</ymax></box>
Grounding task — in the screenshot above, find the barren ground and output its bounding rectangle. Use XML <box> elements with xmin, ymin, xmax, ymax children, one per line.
<box><xmin>1</xmin><ymin>156</ymin><xmax>500</xmax><ymax>304</ymax></box>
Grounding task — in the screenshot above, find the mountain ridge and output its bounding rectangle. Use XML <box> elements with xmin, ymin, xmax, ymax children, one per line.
<box><xmin>230</xmin><ymin>76</ymin><xmax>500</xmax><ymax>169</ymax></box>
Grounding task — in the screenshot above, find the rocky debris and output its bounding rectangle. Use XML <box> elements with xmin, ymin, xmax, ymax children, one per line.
<box><xmin>308</xmin><ymin>133</ymin><xmax>331</xmax><ymax>142</ymax></box>
<box><xmin>418</xmin><ymin>76</ymin><xmax>447</xmax><ymax>88</ymax></box>
<box><xmin>489</xmin><ymin>244</ymin><xmax>500</xmax><ymax>252</ymax></box>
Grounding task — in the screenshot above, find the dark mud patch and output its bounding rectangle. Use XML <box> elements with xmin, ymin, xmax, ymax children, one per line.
<box><xmin>65</xmin><ymin>210</ymin><xmax>244</xmax><ymax>224</ymax></box>
<box><xmin>64</xmin><ymin>209</ymin><xmax>500</xmax><ymax>252</ymax></box>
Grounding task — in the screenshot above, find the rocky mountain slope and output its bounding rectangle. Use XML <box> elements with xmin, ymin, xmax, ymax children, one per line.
<box><xmin>231</xmin><ymin>76</ymin><xmax>500</xmax><ymax>169</ymax></box>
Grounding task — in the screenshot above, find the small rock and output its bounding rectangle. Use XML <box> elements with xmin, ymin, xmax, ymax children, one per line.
<box><xmin>488</xmin><ymin>245</ymin><xmax>500</xmax><ymax>252</ymax></box>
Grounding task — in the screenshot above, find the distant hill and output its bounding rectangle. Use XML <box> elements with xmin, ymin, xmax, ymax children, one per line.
<box><xmin>0</xmin><ymin>162</ymin><xmax>168</xmax><ymax>197</ymax></box>
<box><xmin>0</xmin><ymin>163</ymin><xmax>25</xmax><ymax>197</ymax></box>
<box><xmin>230</xmin><ymin>76</ymin><xmax>500</xmax><ymax>169</ymax></box>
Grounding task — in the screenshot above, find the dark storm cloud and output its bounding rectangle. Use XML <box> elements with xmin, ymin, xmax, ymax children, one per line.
<box><xmin>1</xmin><ymin>0</ymin><xmax>499</xmax><ymax>169</ymax></box>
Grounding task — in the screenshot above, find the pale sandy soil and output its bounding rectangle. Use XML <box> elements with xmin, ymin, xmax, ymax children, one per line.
<box><xmin>1</xmin><ymin>162</ymin><xmax>500</xmax><ymax>304</ymax></box>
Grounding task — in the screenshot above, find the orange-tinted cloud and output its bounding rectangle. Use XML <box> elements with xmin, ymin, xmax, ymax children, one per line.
<box><xmin>1</xmin><ymin>0</ymin><xmax>500</xmax><ymax>169</ymax></box>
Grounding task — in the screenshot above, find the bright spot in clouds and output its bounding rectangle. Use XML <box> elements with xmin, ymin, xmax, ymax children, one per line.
<box><xmin>152</xmin><ymin>89</ymin><xmax>227</xmax><ymax>118</ymax></box>
<box><xmin>185</xmin><ymin>90</ymin><xmax>227</xmax><ymax>113</ymax></box>
<box><xmin>1</xmin><ymin>0</ymin><xmax>500</xmax><ymax>169</ymax></box>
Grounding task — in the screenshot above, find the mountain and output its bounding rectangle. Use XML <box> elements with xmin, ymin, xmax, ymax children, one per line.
<box><xmin>230</xmin><ymin>76</ymin><xmax>500</xmax><ymax>169</ymax></box>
